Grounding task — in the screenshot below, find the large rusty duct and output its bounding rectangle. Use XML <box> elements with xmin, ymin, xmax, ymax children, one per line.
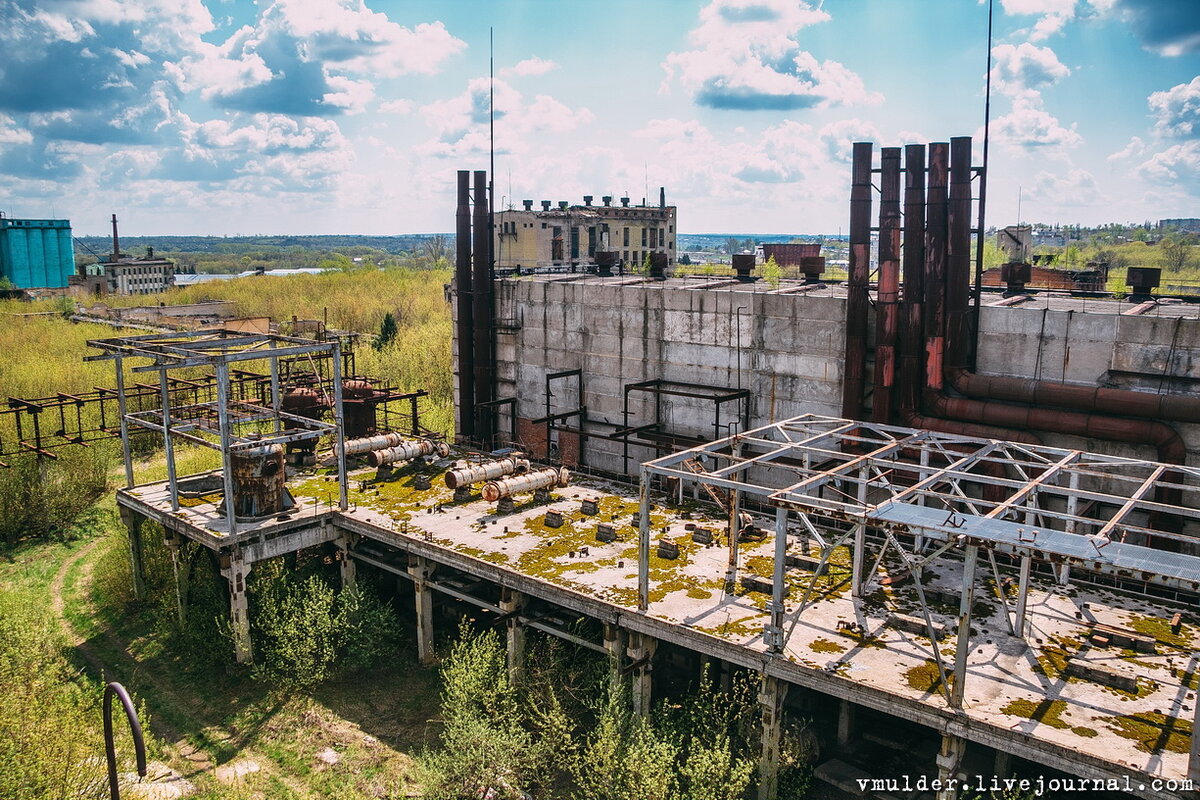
<box><xmin>455</xmin><ymin>170</ymin><xmax>475</xmax><ymax>440</ymax></box>
<box><xmin>840</xmin><ymin>141</ymin><xmax>873</xmax><ymax>420</ymax></box>
<box><xmin>471</xmin><ymin>169</ymin><xmax>495</xmax><ymax>444</ymax></box>
<box><xmin>870</xmin><ymin>147</ymin><xmax>901</xmax><ymax>424</ymax></box>
<box><xmin>898</xmin><ymin>143</ymin><xmax>926</xmax><ymax>413</ymax></box>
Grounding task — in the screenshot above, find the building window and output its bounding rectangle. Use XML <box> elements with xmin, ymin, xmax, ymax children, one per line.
<box><xmin>623</xmin><ymin>227</ymin><xmax>630</xmax><ymax>246</ymax></box>
<box><xmin>641</xmin><ymin>228</ymin><xmax>647</xmax><ymax>247</ymax></box>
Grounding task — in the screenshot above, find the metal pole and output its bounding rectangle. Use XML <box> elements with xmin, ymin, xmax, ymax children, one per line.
<box><xmin>726</xmin><ymin>442</ymin><xmax>744</xmax><ymax>592</ymax></box>
<box><xmin>114</xmin><ymin>356</ymin><xmax>134</xmax><ymax>489</ymax></box>
<box><xmin>215</xmin><ymin>362</ymin><xmax>237</xmax><ymax>537</ymax></box>
<box><xmin>1014</xmin><ymin>554</ymin><xmax>1032</xmax><ymax>638</ymax></box>
<box><xmin>269</xmin><ymin>340</ymin><xmax>281</xmax><ymax>434</ymax></box>
<box><xmin>851</xmin><ymin>463</ymin><xmax>870</xmax><ymax>597</ymax></box>
<box><xmin>950</xmin><ymin>544</ymin><xmax>978</xmax><ymax>709</ymax></box>
<box><xmin>331</xmin><ymin>341</ymin><xmax>348</xmax><ymax>511</ymax></box>
<box><xmin>637</xmin><ymin>466</ymin><xmax>650</xmax><ymax>611</ymax></box>
<box><xmin>157</xmin><ymin>366</ymin><xmax>178</xmax><ymax>511</ymax></box>
<box><xmin>104</xmin><ymin>682</ymin><xmax>146</xmax><ymax>800</ymax></box>
<box><xmin>768</xmin><ymin>506</ymin><xmax>788</xmax><ymax>653</ymax></box>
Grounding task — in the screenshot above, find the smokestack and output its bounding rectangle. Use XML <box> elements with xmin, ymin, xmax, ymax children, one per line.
<box><xmin>659</xmin><ymin>187</ymin><xmax>665</xmax><ymax>208</ymax></box>
<box><xmin>523</xmin><ymin>200</ymin><xmax>533</xmax><ymax>211</ymax></box>
<box><xmin>110</xmin><ymin>213</ymin><xmax>120</xmax><ymax>261</ymax></box>
<box><xmin>455</xmin><ymin>170</ymin><xmax>475</xmax><ymax>440</ymax></box>
<box><xmin>583</xmin><ymin>195</ymin><xmax>593</xmax><ymax>207</ymax></box>
<box><xmin>472</xmin><ymin>170</ymin><xmax>495</xmax><ymax>444</ymax></box>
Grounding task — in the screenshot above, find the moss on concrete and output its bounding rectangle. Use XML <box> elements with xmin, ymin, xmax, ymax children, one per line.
<box><xmin>1000</xmin><ymin>698</ymin><xmax>1096</xmax><ymax>738</ymax></box>
<box><xmin>1127</xmin><ymin>613</ymin><xmax>1192</xmax><ymax>649</ymax></box>
<box><xmin>1102</xmin><ymin>712</ymin><xmax>1192</xmax><ymax>754</ymax></box>
<box><xmin>809</xmin><ymin>638</ymin><xmax>847</xmax><ymax>654</ymax></box>
<box><xmin>905</xmin><ymin>660</ymin><xmax>949</xmax><ymax>694</ymax></box>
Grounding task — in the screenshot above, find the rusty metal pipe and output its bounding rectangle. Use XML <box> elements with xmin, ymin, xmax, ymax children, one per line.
<box><xmin>341</xmin><ymin>432</ymin><xmax>408</xmax><ymax>457</ymax></box>
<box><xmin>472</xmin><ymin>169</ymin><xmax>494</xmax><ymax>444</ymax></box>
<box><xmin>946</xmin><ymin>137</ymin><xmax>974</xmax><ymax>372</ymax></box>
<box><xmin>899</xmin><ymin>410</ymin><xmax>1040</xmax><ymax>445</ymax></box>
<box><xmin>872</xmin><ymin>147</ymin><xmax>902</xmax><ymax>424</ymax></box>
<box><xmin>841</xmin><ymin>142</ymin><xmax>873</xmax><ymax>420</ymax></box>
<box><xmin>104</xmin><ymin>682</ymin><xmax>146</xmax><ymax>800</ymax></box>
<box><xmin>369</xmin><ymin>439</ymin><xmax>450</xmax><ymax>467</ymax></box>
<box><xmin>444</xmin><ymin>456</ymin><xmax>529</xmax><ymax>489</ymax></box>
<box><xmin>923</xmin><ymin>143</ymin><xmax>949</xmax><ymax>391</ymax></box>
<box><xmin>899</xmin><ymin>144</ymin><xmax>926</xmax><ymax>413</ymax></box>
<box><xmin>481</xmin><ymin>466</ymin><xmax>569</xmax><ymax>502</ymax></box>
<box><xmin>455</xmin><ymin>170</ymin><xmax>475</xmax><ymax>440</ymax></box>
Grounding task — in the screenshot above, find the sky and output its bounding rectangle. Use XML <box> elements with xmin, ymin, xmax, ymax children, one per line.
<box><xmin>0</xmin><ymin>0</ymin><xmax>1197</xmax><ymax>236</ymax></box>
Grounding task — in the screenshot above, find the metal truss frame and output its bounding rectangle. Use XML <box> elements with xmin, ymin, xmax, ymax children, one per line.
<box><xmin>86</xmin><ymin>330</ymin><xmax>350</xmax><ymax>538</ymax></box>
<box><xmin>635</xmin><ymin>413</ymin><xmax>1200</xmax><ymax>709</ymax></box>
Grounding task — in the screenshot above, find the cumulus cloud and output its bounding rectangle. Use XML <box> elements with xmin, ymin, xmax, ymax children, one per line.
<box><xmin>1027</xmin><ymin>168</ymin><xmax>1102</xmax><ymax>205</ymax></box>
<box><xmin>991</xmin><ymin>97</ymin><xmax>1082</xmax><ymax>149</ymax></box>
<box><xmin>1107</xmin><ymin>136</ymin><xmax>1147</xmax><ymax>162</ymax></box>
<box><xmin>1105</xmin><ymin>0</ymin><xmax>1200</xmax><ymax>56</ymax></box>
<box><xmin>1138</xmin><ymin>141</ymin><xmax>1200</xmax><ymax>188</ymax></box>
<box><xmin>501</xmin><ymin>57</ymin><xmax>558</xmax><ymax>78</ymax></box>
<box><xmin>991</xmin><ymin>43</ymin><xmax>1071</xmax><ymax>98</ymax></box>
<box><xmin>169</xmin><ymin>0</ymin><xmax>465</xmax><ymax>116</ymax></box>
<box><xmin>662</xmin><ymin>0</ymin><xmax>880</xmax><ymax>111</ymax></box>
<box><xmin>999</xmin><ymin>0</ymin><xmax>1078</xmax><ymax>41</ymax></box>
<box><xmin>419</xmin><ymin>77</ymin><xmax>593</xmax><ymax>159</ymax></box>
<box><xmin>1148</xmin><ymin>77</ymin><xmax>1200</xmax><ymax>139</ymax></box>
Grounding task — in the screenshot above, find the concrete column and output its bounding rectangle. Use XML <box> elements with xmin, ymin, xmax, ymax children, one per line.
<box><xmin>837</xmin><ymin>698</ymin><xmax>855</xmax><ymax>749</ymax></box>
<box><xmin>164</xmin><ymin>533</ymin><xmax>191</xmax><ymax>628</ymax></box>
<box><xmin>1189</xmin><ymin>690</ymin><xmax>1200</xmax><ymax>786</ymax></box>
<box><xmin>935</xmin><ymin>734</ymin><xmax>967</xmax><ymax>800</ymax></box>
<box><xmin>628</xmin><ymin>632</ymin><xmax>656</xmax><ymax>716</ymax></box>
<box><xmin>221</xmin><ymin>551</ymin><xmax>253</xmax><ymax>664</ymax></box>
<box><xmin>604</xmin><ymin>623</ymin><xmax>626</xmax><ymax>686</ymax></box>
<box><xmin>119</xmin><ymin>506</ymin><xmax>145</xmax><ymax>601</ymax></box>
<box><xmin>500</xmin><ymin>587</ymin><xmax>526</xmax><ymax>684</ymax></box>
<box><xmin>993</xmin><ymin>749</ymin><xmax>1012</xmax><ymax>778</ymax></box>
<box><xmin>408</xmin><ymin>556</ymin><xmax>436</xmax><ymax>666</ymax></box>
<box><xmin>637</xmin><ymin>466</ymin><xmax>651</xmax><ymax>612</ymax></box>
<box><xmin>336</xmin><ymin>532</ymin><xmax>357</xmax><ymax>591</ymax></box>
<box><xmin>758</xmin><ymin>674</ymin><xmax>789</xmax><ymax>800</ymax></box>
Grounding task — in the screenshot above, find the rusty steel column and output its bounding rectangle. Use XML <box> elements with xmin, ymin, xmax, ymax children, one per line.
<box><xmin>471</xmin><ymin>170</ymin><xmax>495</xmax><ymax>445</ymax></box>
<box><xmin>872</xmin><ymin>147</ymin><xmax>901</xmax><ymax>424</ymax></box>
<box><xmin>900</xmin><ymin>144</ymin><xmax>926</xmax><ymax>412</ymax></box>
<box><xmin>455</xmin><ymin>170</ymin><xmax>475</xmax><ymax>441</ymax></box>
<box><xmin>923</xmin><ymin>143</ymin><xmax>949</xmax><ymax>391</ymax></box>
<box><xmin>841</xmin><ymin>141</ymin><xmax>873</xmax><ymax>420</ymax></box>
<box><xmin>946</xmin><ymin>136</ymin><xmax>973</xmax><ymax>372</ymax></box>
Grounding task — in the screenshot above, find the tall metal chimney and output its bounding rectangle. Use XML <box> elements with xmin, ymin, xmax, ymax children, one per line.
<box><xmin>471</xmin><ymin>170</ymin><xmax>495</xmax><ymax>444</ymax></box>
<box><xmin>659</xmin><ymin>187</ymin><xmax>665</xmax><ymax>208</ymax></box>
<box><xmin>110</xmin><ymin>213</ymin><xmax>120</xmax><ymax>261</ymax></box>
<box><xmin>455</xmin><ymin>170</ymin><xmax>475</xmax><ymax>440</ymax></box>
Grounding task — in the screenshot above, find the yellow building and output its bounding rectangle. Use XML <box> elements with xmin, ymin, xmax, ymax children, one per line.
<box><xmin>494</xmin><ymin>191</ymin><xmax>677</xmax><ymax>271</ymax></box>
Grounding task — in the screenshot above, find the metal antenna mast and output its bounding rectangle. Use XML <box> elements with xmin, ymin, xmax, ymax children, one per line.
<box><xmin>970</xmin><ymin>0</ymin><xmax>994</xmax><ymax>371</ymax></box>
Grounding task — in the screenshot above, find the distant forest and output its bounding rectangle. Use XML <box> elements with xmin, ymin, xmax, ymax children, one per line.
<box><xmin>74</xmin><ymin>233</ymin><xmax>451</xmax><ymax>257</ymax></box>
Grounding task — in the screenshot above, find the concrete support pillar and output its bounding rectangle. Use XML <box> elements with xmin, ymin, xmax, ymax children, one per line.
<box><xmin>500</xmin><ymin>587</ymin><xmax>526</xmax><ymax>684</ymax></box>
<box><xmin>408</xmin><ymin>555</ymin><xmax>436</xmax><ymax>666</ymax></box>
<box><xmin>950</xmin><ymin>545</ymin><xmax>978</xmax><ymax>710</ymax></box>
<box><xmin>221</xmin><ymin>551</ymin><xmax>253</xmax><ymax>664</ymax></box>
<box><xmin>627</xmin><ymin>632</ymin><xmax>656</xmax><ymax>716</ymax></box>
<box><xmin>604</xmin><ymin>623</ymin><xmax>626</xmax><ymax>686</ymax></box>
<box><xmin>935</xmin><ymin>734</ymin><xmax>967</xmax><ymax>800</ymax></box>
<box><xmin>164</xmin><ymin>532</ymin><xmax>191</xmax><ymax>629</ymax></box>
<box><xmin>757</xmin><ymin>674</ymin><xmax>789</xmax><ymax>800</ymax></box>
<box><xmin>837</xmin><ymin>698</ymin><xmax>856</xmax><ymax>749</ymax></box>
<box><xmin>993</xmin><ymin>748</ymin><xmax>1012</xmax><ymax>778</ymax></box>
<box><xmin>119</xmin><ymin>506</ymin><xmax>145</xmax><ymax>601</ymax></box>
<box><xmin>336</xmin><ymin>532</ymin><xmax>357</xmax><ymax>591</ymax></box>
<box><xmin>1189</xmin><ymin>690</ymin><xmax>1200</xmax><ymax>786</ymax></box>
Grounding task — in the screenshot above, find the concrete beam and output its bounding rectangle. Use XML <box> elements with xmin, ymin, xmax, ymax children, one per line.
<box><xmin>758</xmin><ymin>674</ymin><xmax>789</xmax><ymax>800</ymax></box>
<box><xmin>950</xmin><ymin>544</ymin><xmax>978</xmax><ymax>709</ymax></box>
<box><xmin>336</xmin><ymin>532</ymin><xmax>357</xmax><ymax>591</ymax></box>
<box><xmin>628</xmin><ymin>632</ymin><xmax>656</xmax><ymax>716</ymax></box>
<box><xmin>936</xmin><ymin>734</ymin><xmax>967</xmax><ymax>800</ymax></box>
<box><xmin>604</xmin><ymin>622</ymin><xmax>626</xmax><ymax>685</ymax></box>
<box><xmin>837</xmin><ymin>698</ymin><xmax>855</xmax><ymax>750</ymax></box>
<box><xmin>119</xmin><ymin>505</ymin><xmax>146</xmax><ymax>601</ymax></box>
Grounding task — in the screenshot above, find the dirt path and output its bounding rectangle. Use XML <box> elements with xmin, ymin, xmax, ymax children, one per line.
<box><xmin>49</xmin><ymin>537</ymin><xmax>316</xmax><ymax>799</ymax></box>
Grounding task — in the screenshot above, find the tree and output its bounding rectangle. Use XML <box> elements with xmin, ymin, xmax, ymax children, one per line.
<box><xmin>761</xmin><ymin>255</ymin><xmax>783</xmax><ymax>288</ymax></box>
<box><xmin>375</xmin><ymin>311</ymin><xmax>398</xmax><ymax>350</ymax></box>
<box><xmin>1160</xmin><ymin>235</ymin><xmax>1193</xmax><ymax>274</ymax></box>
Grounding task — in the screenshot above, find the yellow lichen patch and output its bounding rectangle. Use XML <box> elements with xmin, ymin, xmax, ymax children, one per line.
<box><xmin>694</xmin><ymin>613</ymin><xmax>763</xmax><ymax>639</ymax></box>
<box><xmin>1127</xmin><ymin>614</ymin><xmax>1192</xmax><ymax>650</ymax></box>
<box><xmin>809</xmin><ymin>638</ymin><xmax>846</xmax><ymax>654</ymax></box>
<box><xmin>905</xmin><ymin>660</ymin><xmax>950</xmax><ymax>694</ymax></box>
<box><xmin>1102</xmin><ymin>712</ymin><xmax>1192</xmax><ymax>754</ymax></box>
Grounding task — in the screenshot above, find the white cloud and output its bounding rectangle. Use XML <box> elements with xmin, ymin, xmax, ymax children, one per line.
<box><xmin>990</xmin><ymin>43</ymin><xmax>1071</xmax><ymax>98</ymax></box>
<box><xmin>991</xmin><ymin>97</ymin><xmax>1082</xmax><ymax>149</ymax></box>
<box><xmin>999</xmin><ymin>0</ymin><xmax>1077</xmax><ymax>41</ymax></box>
<box><xmin>1028</xmin><ymin>168</ymin><xmax>1102</xmax><ymax>205</ymax></box>
<box><xmin>662</xmin><ymin>0</ymin><xmax>880</xmax><ymax>111</ymax></box>
<box><xmin>1103</xmin><ymin>0</ymin><xmax>1200</xmax><ymax>56</ymax></box>
<box><xmin>1107</xmin><ymin>136</ymin><xmax>1147</xmax><ymax>162</ymax></box>
<box><xmin>378</xmin><ymin>99</ymin><xmax>413</xmax><ymax>115</ymax></box>
<box><xmin>1138</xmin><ymin>141</ymin><xmax>1200</xmax><ymax>189</ymax></box>
<box><xmin>501</xmin><ymin>57</ymin><xmax>558</xmax><ymax>78</ymax></box>
<box><xmin>1148</xmin><ymin>77</ymin><xmax>1200</xmax><ymax>139</ymax></box>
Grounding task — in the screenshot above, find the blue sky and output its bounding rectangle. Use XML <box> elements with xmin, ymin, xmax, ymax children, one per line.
<box><xmin>0</xmin><ymin>0</ymin><xmax>1197</xmax><ymax>236</ymax></box>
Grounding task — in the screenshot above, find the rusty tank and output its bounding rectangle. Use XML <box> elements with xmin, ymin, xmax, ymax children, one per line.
<box><xmin>342</xmin><ymin>379</ymin><xmax>377</xmax><ymax>438</ymax></box>
<box><xmin>230</xmin><ymin>441</ymin><xmax>292</xmax><ymax>518</ymax></box>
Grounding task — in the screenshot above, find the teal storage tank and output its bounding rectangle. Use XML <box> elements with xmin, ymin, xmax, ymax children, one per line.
<box><xmin>0</xmin><ymin>216</ymin><xmax>74</xmax><ymax>289</ymax></box>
